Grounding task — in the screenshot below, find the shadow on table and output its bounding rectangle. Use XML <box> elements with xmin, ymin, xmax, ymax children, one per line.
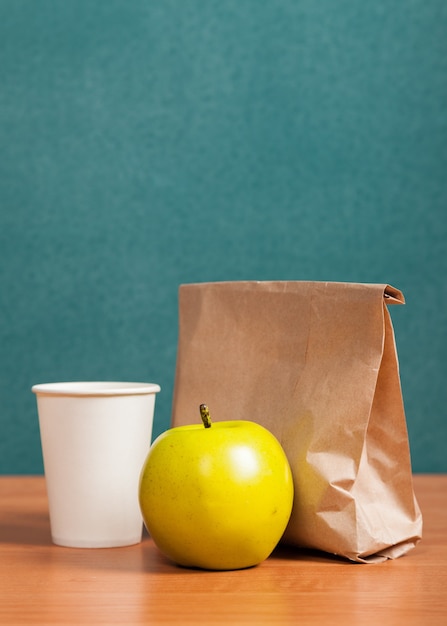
<box><xmin>0</xmin><ymin>511</ymin><xmax>52</xmax><ymax>545</ymax></box>
<box><xmin>0</xmin><ymin>512</ymin><xmax>350</xmax><ymax>574</ymax></box>
<box><xmin>272</xmin><ymin>542</ymin><xmax>350</xmax><ymax>564</ymax></box>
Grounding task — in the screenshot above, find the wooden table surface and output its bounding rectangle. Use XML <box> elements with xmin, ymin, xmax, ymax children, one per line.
<box><xmin>0</xmin><ymin>475</ymin><xmax>446</xmax><ymax>625</ymax></box>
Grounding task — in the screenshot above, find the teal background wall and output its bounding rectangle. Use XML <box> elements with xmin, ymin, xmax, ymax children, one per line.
<box><xmin>1</xmin><ymin>1</ymin><xmax>445</xmax><ymax>473</ymax></box>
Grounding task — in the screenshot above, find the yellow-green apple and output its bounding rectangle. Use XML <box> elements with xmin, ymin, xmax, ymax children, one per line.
<box><xmin>139</xmin><ymin>404</ymin><xmax>294</xmax><ymax>570</ymax></box>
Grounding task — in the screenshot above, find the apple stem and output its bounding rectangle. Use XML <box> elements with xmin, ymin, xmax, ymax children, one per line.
<box><xmin>200</xmin><ymin>404</ymin><xmax>212</xmax><ymax>428</ymax></box>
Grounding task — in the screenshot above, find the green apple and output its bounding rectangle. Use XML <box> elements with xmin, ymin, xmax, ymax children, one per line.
<box><xmin>139</xmin><ymin>404</ymin><xmax>294</xmax><ymax>570</ymax></box>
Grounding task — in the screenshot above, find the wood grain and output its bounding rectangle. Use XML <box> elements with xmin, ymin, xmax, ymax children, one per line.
<box><xmin>0</xmin><ymin>475</ymin><xmax>445</xmax><ymax>625</ymax></box>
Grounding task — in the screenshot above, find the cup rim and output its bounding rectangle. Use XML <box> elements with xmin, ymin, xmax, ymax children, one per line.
<box><xmin>31</xmin><ymin>381</ymin><xmax>161</xmax><ymax>397</ymax></box>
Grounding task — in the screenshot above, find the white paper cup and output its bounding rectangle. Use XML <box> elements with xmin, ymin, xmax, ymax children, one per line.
<box><xmin>32</xmin><ymin>381</ymin><xmax>160</xmax><ymax>548</ymax></box>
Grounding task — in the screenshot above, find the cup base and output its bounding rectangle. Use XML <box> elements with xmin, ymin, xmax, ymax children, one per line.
<box><xmin>51</xmin><ymin>534</ymin><xmax>143</xmax><ymax>548</ymax></box>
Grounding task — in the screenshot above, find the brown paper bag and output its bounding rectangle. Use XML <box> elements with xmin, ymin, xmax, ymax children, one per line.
<box><xmin>171</xmin><ymin>281</ymin><xmax>422</xmax><ymax>563</ymax></box>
